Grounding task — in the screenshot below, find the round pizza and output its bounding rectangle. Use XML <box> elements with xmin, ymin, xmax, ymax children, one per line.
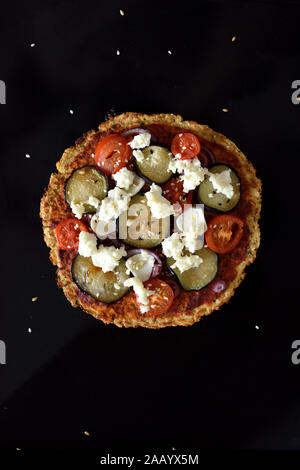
<box><xmin>40</xmin><ymin>112</ymin><xmax>262</xmax><ymax>328</ymax></box>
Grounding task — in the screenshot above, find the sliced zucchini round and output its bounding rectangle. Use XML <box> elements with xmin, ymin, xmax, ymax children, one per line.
<box><xmin>119</xmin><ymin>194</ymin><xmax>170</xmax><ymax>248</ymax></box>
<box><xmin>198</xmin><ymin>164</ymin><xmax>240</xmax><ymax>212</ymax></box>
<box><xmin>136</xmin><ymin>146</ymin><xmax>172</xmax><ymax>184</ymax></box>
<box><xmin>166</xmin><ymin>247</ymin><xmax>218</xmax><ymax>291</ymax></box>
<box><xmin>65</xmin><ymin>165</ymin><xmax>108</xmax><ymax>213</ymax></box>
<box><xmin>71</xmin><ymin>255</ymin><xmax>130</xmax><ymax>303</ymax></box>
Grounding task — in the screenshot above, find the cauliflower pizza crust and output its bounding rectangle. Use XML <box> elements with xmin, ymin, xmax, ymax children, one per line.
<box><xmin>40</xmin><ymin>112</ymin><xmax>262</xmax><ymax>328</ymax></box>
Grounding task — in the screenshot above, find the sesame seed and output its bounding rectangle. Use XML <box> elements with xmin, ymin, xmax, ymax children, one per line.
<box><xmin>30</xmin><ymin>43</ymin><xmax>35</xmax><ymax>47</ymax></box>
<box><xmin>120</xmin><ymin>9</ymin><xmax>125</xmax><ymax>16</ymax></box>
<box><xmin>28</xmin><ymin>328</ymin><xmax>32</xmax><ymax>333</ymax></box>
<box><xmin>232</xmin><ymin>36</ymin><xmax>236</xmax><ymax>42</ymax></box>
<box><xmin>116</xmin><ymin>50</ymin><xmax>120</xmax><ymax>55</ymax></box>
<box><xmin>25</xmin><ymin>153</ymin><xmax>31</xmax><ymax>158</ymax></box>
<box><xmin>84</xmin><ymin>431</ymin><xmax>90</xmax><ymax>436</ymax></box>
<box><xmin>168</xmin><ymin>50</ymin><xmax>172</xmax><ymax>55</ymax></box>
<box><xmin>69</xmin><ymin>109</ymin><xmax>74</xmax><ymax>114</ymax></box>
<box><xmin>91</xmin><ymin>153</ymin><xmax>95</xmax><ymax>158</ymax></box>
<box><xmin>16</xmin><ymin>448</ymin><xmax>21</xmax><ymax>451</ymax></box>
<box><xmin>32</xmin><ymin>296</ymin><xmax>38</xmax><ymax>302</ymax></box>
<box><xmin>222</xmin><ymin>108</ymin><xmax>228</xmax><ymax>112</ymax></box>
<box><xmin>255</xmin><ymin>325</ymin><xmax>259</xmax><ymax>330</ymax></box>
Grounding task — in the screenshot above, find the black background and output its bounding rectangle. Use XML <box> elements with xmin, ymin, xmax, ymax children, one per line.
<box><xmin>0</xmin><ymin>0</ymin><xmax>300</xmax><ymax>457</ymax></box>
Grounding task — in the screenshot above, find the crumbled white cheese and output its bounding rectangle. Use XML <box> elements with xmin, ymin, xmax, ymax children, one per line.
<box><xmin>112</xmin><ymin>167</ymin><xmax>135</xmax><ymax>190</ymax></box>
<box><xmin>161</xmin><ymin>232</ymin><xmax>184</xmax><ymax>258</ymax></box>
<box><xmin>145</xmin><ymin>184</ymin><xmax>175</xmax><ymax>219</ymax></box>
<box><xmin>162</xmin><ymin>232</ymin><xmax>203</xmax><ymax>272</ymax></box>
<box><xmin>183</xmin><ymin>230</ymin><xmax>204</xmax><ymax>253</ymax></box>
<box><xmin>209</xmin><ymin>169</ymin><xmax>233</xmax><ymax>199</ymax></box>
<box><xmin>129</xmin><ymin>133</ymin><xmax>151</xmax><ymax>149</ymax></box>
<box><xmin>78</xmin><ymin>232</ymin><xmax>97</xmax><ymax>257</ymax></box>
<box><xmin>133</xmin><ymin>149</ymin><xmax>145</xmax><ymax>162</ymax></box>
<box><xmin>124</xmin><ymin>277</ymin><xmax>154</xmax><ymax>309</ymax></box>
<box><xmin>171</xmin><ymin>254</ymin><xmax>203</xmax><ymax>273</ymax></box>
<box><xmin>87</xmin><ymin>196</ymin><xmax>100</xmax><ymax>209</ymax></box>
<box><xmin>168</xmin><ymin>157</ymin><xmax>208</xmax><ymax>193</ymax></box>
<box><xmin>70</xmin><ymin>201</ymin><xmax>86</xmax><ymax>219</ymax></box>
<box><xmin>92</xmin><ymin>245</ymin><xmax>127</xmax><ymax>273</ymax></box>
<box><xmin>98</xmin><ymin>187</ymin><xmax>130</xmax><ymax>222</ymax></box>
<box><xmin>126</xmin><ymin>174</ymin><xmax>145</xmax><ymax>196</ymax></box>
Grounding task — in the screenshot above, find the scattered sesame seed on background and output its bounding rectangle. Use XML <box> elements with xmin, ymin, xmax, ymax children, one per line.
<box><xmin>232</xmin><ymin>36</ymin><xmax>236</xmax><ymax>42</ymax></box>
<box><xmin>168</xmin><ymin>50</ymin><xmax>172</xmax><ymax>55</ymax></box>
<box><xmin>28</xmin><ymin>328</ymin><xmax>32</xmax><ymax>334</ymax></box>
<box><xmin>222</xmin><ymin>108</ymin><xmax>229</xmax><ymax>112</ymax></box>
<box><xmin>116</xmin><ymin>50</ymin><xmax>120</xmax><ymax>55</ymax></box>
<box><xmin>120</xmin><ymin>9</ymin><xmax>124</xmax><ymax>16</ymax></box>
<box><xmin>25</xmin><ymin>154</ymin><xmax>31</xmax><ymax>158</ymax></box>
<box><xmin>84</xmin><ymin>430</ymin><xmax>90</xmax><ymax>436</ymax></box>
<box><xmin>32</xmin><ymin>296</ymin><xmax>38</xmax><ymax>302</ymax></box>
<box><xmin>255</xmin><ymin>325</ymin><xmax>260</xmax><ymax>330</ymax></box>
<box><xmin>69</xmin><ymin>109</ymin><xmax>74</xmax><ymax>114</ymax></box>
<box><xmin>30</xmin><ymin>43</ymin><xmax>35</xmax><ymax>47</ymax></box>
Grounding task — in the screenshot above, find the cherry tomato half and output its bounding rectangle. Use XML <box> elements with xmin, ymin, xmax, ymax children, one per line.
<box><xmin>95</xmin><ymin>134</ymin><xmax>132</xmax><ymax>175</ymax></box>
<box><xmin>162</xmin><ymin>177</ymin><xmax>193</xmax><ymax>209</ymax></box>
<box><xmin>171</xmin><ymin>132</ymin><xmax>201</xmax><ymax>160</ymax></box>
<box><xmin>138</xmin><ymin>279</ymin><xmax>174</xmax><ymax>315</ymax></box>
<box><xmin>56</xmin><ymin>218</ymin><xmax>88</xmax><ymax>250</ymax></box>
<box><xmin>205</xmin><ymin>214</ymin><xmax>244</xmax><ymax>254</ymax></box>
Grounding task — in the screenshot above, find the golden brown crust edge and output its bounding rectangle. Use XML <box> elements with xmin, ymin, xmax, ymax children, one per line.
<box><xmin>40</xmin><ymin>112</ymin><xmax>262</xmax><ymax>328</ymax></box>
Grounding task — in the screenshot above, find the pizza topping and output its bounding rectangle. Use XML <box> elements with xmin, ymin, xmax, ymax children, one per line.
<box><xmin>198</xmin><ymin>164</ymin><xmax>240</xmax><ymax>212</ymax></box>
<box><xmin>128</xmin><ymin>132</ymin><xmax>151</xmax><ymax>149</ymax></box>
<box><xmin>95</xmin><ymin>134</ymin><xmax>132</xmax><ymax>175</ymax></box>
<box><xmin>98</xmin><ymin>187</ymin><xmax>131</xmax><ymax>223</ymax></box>
<box><xmin>125</xmin><ymin>252</ymin><xmax>155</xmax><ymax>282</ymax></box>
<box><xmin>112</xmin><ymin>167</ymin><xmax>135</xmax><ymax>190</ymax></box>
<box><xmin>205</xmin><ymin>214</ymin><xmax>244</xmax><ymax>254</ymax></box>
<box><xmin>162</xmin><ymin>232</ymin><xmax>204</xmax><ymax>273</ymax></box>
<box><xmin>166</xmin><ymin>246</ymin><xmax>218</xmax><ymax>291</ymax></box>
<box><xmin>78</xmin><ymin>231</ymin><xmax>127</xmax><ymax>272</ymax></box>
<box><xmin>56</xmin><ymin>218</ymin><xmax>88</xmax><ymax>250</ymax></box>
<box><xmin>171</xmin><ymin>132</ymin><xmax>201</xmax><ymax>160</ymax></box>
<box><xmin>78</xmin><ymin>231</ymin><xmax>97</xmax><ymax>257</ymax></box>
<box><xmin>65</xmin><ymin>166</ymin><xmax>108</xmax><ymax>216</ymax></box>
<box><xmin>139</xmin><ymin>279</ymin><xmax>174</xmax><ymax>315</ymax></box>
<box><xmin>125</xmin><ymin>249</ymin><xmax>162</xmax><ymax>282</ymax></box>
<box><xmin>209</xmin><ymin>169</ymin><xmax>233</xmax><ymax>199</ymax></box>
<box><xmin>124</xmin><ymin>277</ymin><xmax>154</xmax><ymax>308</ymax></box>
<box><xmin>168</xmin><ymin>157</ymin><xmax>209</xmax><ymax>193</ymax></box>
<box><xmin>135</xmin><ymin>146</ymin><xmax>173</xmax><ymax>184</ymax></box>
<box><xmin>198</xmin><ymin>145</ymin><xmax>216</xmax><ymax>168</ymax></box>
<box><xmin>71</xmin><ymin>255</ymin><xmax>130</xmax><ymax>303</ymax></box>
<box><xmin>120</xmin><ymin>193</ymin><xmax>170</xmax><ymax>249</ymax></box>
<box><xmin>92</xmin><ymin>245</ymin><xmax>127</xmax><ymax>272</ymax></box>
<box><xmin>162</xmin><ymin>177</ymin><xmax>193</xmax><ymax>209</ymax></box>
<box><xmin>144</xmin><ymin>184</ymin><xmax>175</xmax><ymax>219</ymax></box>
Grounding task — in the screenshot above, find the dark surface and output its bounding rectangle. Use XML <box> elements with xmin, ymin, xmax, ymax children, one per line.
<box><xmin>0</xmin><ymin>0</ymin><xmax>300</xmax><ymax>454</ymax></box>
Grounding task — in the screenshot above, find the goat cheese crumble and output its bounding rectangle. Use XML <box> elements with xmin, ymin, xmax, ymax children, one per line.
<box><xmin>112</xmin><ymin>167</ymin><xmax>135</xmax><ymax>190</ymax></box>
<box><xmin>129</xmin><ymin>132</ymin><xmax>151</xmax><ymax>149</ymax></box>
<box><xmin>124</xmin><ymin>277</ymin><xmax>154</xmax><ymax>309</ymax></box>
<box><xmin>145</xmin><ymin>184</ymin><xmax>175</xmax><ymax>219</ymax></box>
<box><xmin>209</xmin><ymin>169</ymin><xmax>234</xmax><ymax>199</ymax></box>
